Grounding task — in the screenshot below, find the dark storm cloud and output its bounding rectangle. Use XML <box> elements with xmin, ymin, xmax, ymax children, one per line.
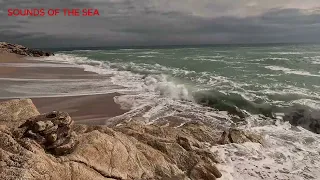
<box><xmin>1</xmin><ymin>0</ymin><xmax>320</xmax><ymax>47</ymax></box>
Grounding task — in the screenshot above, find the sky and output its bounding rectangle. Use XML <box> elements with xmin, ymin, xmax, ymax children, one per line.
<box><xmin>1</xmin><ymin>0</ymin><xmax>320</xmax><ymax>48</ymax></box>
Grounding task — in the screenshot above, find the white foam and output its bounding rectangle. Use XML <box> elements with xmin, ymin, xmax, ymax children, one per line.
<box><xmin>269</xmin><ymin>52</ymin><xmax>303</xmax><ymax>55</ymax></box>
<box><xmin>249</xmin><ymin>57</ymin><xmax>290</xmax><ymax>62</ymax></box>
<box><xmin>211</xmin><ymin>122</ymin><xmax>320</xmax><ymax>180</ymax></box>
<box><xmin>137</xmin><ymin>55</ymin><xmax>155</xmax><ymax>58</ymax></box>
<box><xmin>265</xmin><ymin>66</ymin><xmax>320</xmax><ymax>77</ymax></box>
<box><xmin>270</xmin><ymin>57</ymin><xmax>290</xmax><ymax>60</ymax></box>
<box><xmin>308</xmin><ymin>56</ymin><xmax>320</xmax><ymax>64</ymax></box>
<box><xmin>291</xmin><ymin>99</ymin><xmax>320</xmax><ymax>110</ymax></box>
<box><xmin>37</xmin><ymin>53</ymin><xmax>197</xmax><ymax>112</ymax></box>
<box><xmin>139</xmin><ymin>51</ymin><xmax>160</xmax><ymax>54</ymax></box>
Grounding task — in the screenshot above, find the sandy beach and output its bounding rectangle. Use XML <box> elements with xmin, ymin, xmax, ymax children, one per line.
<box><xmin>0</xmin><ymin>52</ymin><xmax>127</xmax><ymax>125</ymax></box>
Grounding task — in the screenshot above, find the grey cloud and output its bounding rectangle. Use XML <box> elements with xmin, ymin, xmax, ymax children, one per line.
<box><xmin>1</xmin><ymin>0</ymin><xmax>320</xmax><ymax>47</ymax></box>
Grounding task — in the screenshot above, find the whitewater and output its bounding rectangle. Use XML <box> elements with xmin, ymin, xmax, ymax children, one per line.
<box><xmin>28</xmin><ymin>44</ymin><xmax>320</xmax><ymax>180</ymax></box>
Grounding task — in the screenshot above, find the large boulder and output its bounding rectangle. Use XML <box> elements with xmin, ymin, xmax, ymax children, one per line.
<box><xmin>70</xmin><ymin>121</ymin><xmax>223</xmax><ymax>180</ymax></box>
<box><xmin>0</xmin><ymin>99</ymin><xmax>40</xmax><ymax>128</ymax></box>
<box><xmin>14</xmin><ymin>111</ymin><xmax>77</xmax><ymax>156</ymax></box>
<box><xmin>0</xmin><ymin>125</ymin><xmax>113</xmax><ymax>180</ymax></box>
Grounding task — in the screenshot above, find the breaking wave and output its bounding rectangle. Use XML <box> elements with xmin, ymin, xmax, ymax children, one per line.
<box><xmin>35</xmin><ymin>48</ymin><xmax>320</xmax><ymax>180</ymax></box>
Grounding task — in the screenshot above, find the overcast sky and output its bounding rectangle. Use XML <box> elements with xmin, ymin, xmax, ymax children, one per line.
<box><xmin>1</xmin><ymin>0</ymin><xmax>320</xmax><ymax>48</ymax></box>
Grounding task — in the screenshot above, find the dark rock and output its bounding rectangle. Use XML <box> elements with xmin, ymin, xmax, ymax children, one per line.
<box><xmin>47</xmin><ymin>133</ymin><xmax>57</xmax><ymax>143</ymax></box>
<box><xmin>283</xmin><ymin>107</ymin><xmax>320</xmax><ymax>134</ymax></box>
<box><xmin>0</xmin><ymin>42</ymin><xmax>54</xmax><ymax>57</ymax></box>
<box><xmin>17</xmin><ymin>111</ymin><xmax>77</xmax><ymax>155</ymax></box>
<box><xmin>49</xmin><ymin>132</ymin><xmax>77</xmax><ymax>155</ymax></box>
<box><xmin>33</xmin><ymin>121</ymin><xmax>47</xmax><ymax>132</ymax></box>
<box><xmin>218</xmin><ymin>128</ymin><xmax>265</xmax><ymax>145</ymax></box>
<box><xmin>42</xmin><ymin>125</ymin><xmax>58</xmax><ymax>135</ymax></box>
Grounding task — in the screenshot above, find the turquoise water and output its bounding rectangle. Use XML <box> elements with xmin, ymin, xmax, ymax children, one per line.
<box><xmin>61</xmin><ymin>44</ymin><xmax>319</xmax><ymax>113</ymax></box>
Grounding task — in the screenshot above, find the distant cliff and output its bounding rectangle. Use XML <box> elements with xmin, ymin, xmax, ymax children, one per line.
<box><xmin>0</xmin><ymin>42</ymin><xmax>54</xmax><ymax>57</ymax></box>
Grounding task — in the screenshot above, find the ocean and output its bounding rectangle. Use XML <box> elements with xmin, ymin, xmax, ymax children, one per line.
<box><xmin>37</xmin><ymin>44</ymin><xmax>320</xmax><ymax>179</ymax></box>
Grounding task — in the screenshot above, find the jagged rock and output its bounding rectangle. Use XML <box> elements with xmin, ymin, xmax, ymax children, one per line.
<box><xmin>0</xmin><ymin>121</ymin><xmax>223</xmax><ymax>180</ymax></box>
<box><xmin>71</xmin><ymin>122</ymin><xmax>223</xmax><ymax>180</ymax></box>
<box><xmin>0</xmin><ymin>42</ymin><xmax>54</xmax><ymax>57</ymax></box>
<box><xmin>283</xmin><ymin>107</ymin><xmax>320</xmax><ymax>134</ymax></box>
<box><xmin>0</xmin><ymin>125</ymin><xmax>115</xmax><ymax>180</ymax></box>
<box><xmin>218</xmin><ymin>128</ymin><xmax>264</xmax><ymax>145</ymax></box>
<box><xmin>112</xmin><ymin>121</ymin><xmax>223</xmax><ymax>179</ymax></box>
<box><xmin>0</xmin><ymin>99</ymin><xmax>40</xmax><ymax>128</ymax></box>
<box><xmin>15</xmin><ymin>111</ymin><xmax>77</xmax><ymax>156</ymax></box>
<box><xmin>190</xmin><ymin>161</ymin><xmax>221</xmax><ymax>180</ymax></box>
<box><xmin>33</xmin><ymin>121</ymin><xmax>47</xmax><ymax>132</ymax></box>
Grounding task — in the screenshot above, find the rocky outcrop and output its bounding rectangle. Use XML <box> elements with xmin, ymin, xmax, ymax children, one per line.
<box><xmin>0</xmin><ymin>42</ymin><xmax>54</xmax><ymax>57</ymax></box>
<box><xmin>0</xmin><ymin>99</ymin><xmax>40</xmax><ymax>128</ymax></box>
<box><xmin>0</xmin><ymin>99</ymin><xmax>266</xmax><ymax>180</ymax></box>
<box><xmin>283</xmin><ymin>107</ymin><xmax>320</xmax><ymax>134</ymax></box>
<box><xmin>73</xmin><ymin>121</ymin><xmax>224</xmax><ymax>179</ymax></box>
<box><xmin>14</xmin><ymin>111</ymin><xmax>77</xmax><ymax>156</ymax></box>
<box><xmin>68</xmin><ymin>123</ymin><xmax>221</xmax><ymax>180</ymax></box>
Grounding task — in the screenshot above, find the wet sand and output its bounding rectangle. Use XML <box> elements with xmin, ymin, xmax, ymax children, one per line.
<box><xmin>32</xmin><ymin>93</ymin><xmax>127</xmax><ymax>125</ymax></box>
<box><xmin>0</xmin><ymin>52</ymin><xmax>25</xmax><ymax>63</ymax></box>
<box><xmin>0</xmin><ymin>52</ymin><xmax>127</xmax><ymax>125</ymax></box>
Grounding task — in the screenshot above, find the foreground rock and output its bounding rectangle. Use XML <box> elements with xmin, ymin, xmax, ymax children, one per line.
<box><xmin>0</xmin><ymin>99</ymin><xmax>266</xmax><ymax>180</ymax></box>
<box><xmin>0</xmin><ymin>99</ymin><xmax>40</xmax><ymax>128</ymax></box>
<box><xmin>0</xmin><ymin>42</ymin><xmax>54</xmax><ymax>57</ymax></box>
<box><xmin>14</xmin><ymin>111</ymin><xmax>77</xmax><ymax>155</ymax></box>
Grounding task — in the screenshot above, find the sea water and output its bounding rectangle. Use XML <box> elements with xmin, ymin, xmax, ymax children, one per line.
<box><xmin>33</xmin><ymin>44</ymin><xmax>320</xmax><ymax>179</ymax></box>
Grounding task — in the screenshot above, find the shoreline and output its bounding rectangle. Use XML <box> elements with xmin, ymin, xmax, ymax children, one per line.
<box><xmin>0</xmin><ymin>52</ymin><xmax>128</xmax><ymax>125</ymax></box>
<box><xmin>1</xmin><ymin>43</ymin><xmax>320</xmax><ymax>180</ymax></box>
